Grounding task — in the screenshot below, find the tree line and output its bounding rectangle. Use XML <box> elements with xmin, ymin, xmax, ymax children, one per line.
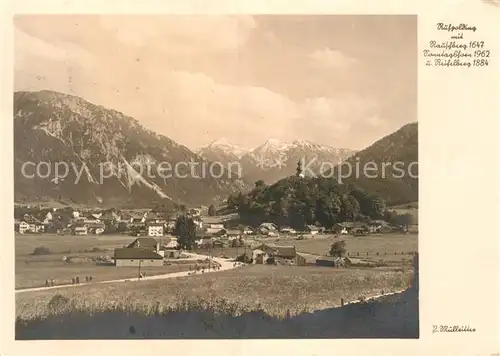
<box><xmin>225</xmin><ymin>176</ymin><xmax>390</xmax><ymax>230</ymax></box>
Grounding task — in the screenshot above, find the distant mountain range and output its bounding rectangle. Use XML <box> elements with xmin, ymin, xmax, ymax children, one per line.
<box><xmin>196</xmin><ymin>138</ymin><xmax>251</xmax><ymax>164</ymax></box>
<box><xmin>198</xmin><ymin>138</ymin><xmax>356</xmax><ymax>184</ymax></box>
<box><xmin>14</xmin><ymin>90</ymin><xmax>417</xmax><ymax>207</ymax></box>
<box><xmin>14</xmin><ymin>90</ymin><xmax>249</xmax><ymax>208</ymax></box>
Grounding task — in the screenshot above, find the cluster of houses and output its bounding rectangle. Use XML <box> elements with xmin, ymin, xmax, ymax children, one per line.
<box><xmin>246</xmin><ymin>243</ymin><xmax>355</xmax><ymax>268</ymax></box>
<box><xmin>14</xmin><ymin>207</ymin><xmax>206</xmax><ymax>237</ymax></box>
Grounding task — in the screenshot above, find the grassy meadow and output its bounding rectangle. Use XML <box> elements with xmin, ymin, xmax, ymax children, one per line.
<box><xmin>15</xmin><ymin>233</ymin><xmax>202</xmax><ymax>289</ymax></box>
<box><xmin>16</xmin><ymin>264</ymin><xmax>414</xmax><ymax>321</ymax></box>
<box><xmin>279</xmin><ymin>233</ymin><xmax>417</xmax><ymax>254</ymax></box>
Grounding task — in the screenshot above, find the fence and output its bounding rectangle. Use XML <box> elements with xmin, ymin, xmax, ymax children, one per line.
<box><xmin>346</xmin><ymin>251</ymin><xmax>418</xmax><ymax>257</ymax></box>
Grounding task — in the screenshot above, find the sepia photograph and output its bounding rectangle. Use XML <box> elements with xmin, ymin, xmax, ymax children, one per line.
<box><xmin>12</xmin><ymin>14</ymin><xmax>420</xmax><ymax>339</ymax></box>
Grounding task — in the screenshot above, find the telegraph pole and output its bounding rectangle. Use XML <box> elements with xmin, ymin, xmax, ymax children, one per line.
<box><xmin>208</xmin><ymin>242</ymin><xmax>212</xmax><ymax>271</ymax></box>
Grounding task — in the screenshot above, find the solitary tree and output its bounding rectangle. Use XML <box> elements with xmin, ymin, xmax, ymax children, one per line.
<box><xmin>254</xmin><ymin>180</ymin><xmax>265</xmax><ymax>189</ymax></box>
<box><xmin>208</xmin><ymin>204</ymin><xmax>217</xmax><ymax>216</ymax></box>
<box><xmin>173</xmin><ymin>215</ymin><xmax>197</xmax><ymax>250</ymax></box>
<box><xmin>329</xmin><ymin>240</ymin><xmax>347</xmax><ymax>257</ymax></box>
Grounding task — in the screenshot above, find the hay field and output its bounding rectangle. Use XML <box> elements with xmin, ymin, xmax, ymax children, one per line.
<box><xmin>272</xmin><ymin>233</ymin><xmax>417</xmax><ymax>256</ymax></box>
<box><xmin>16</xmin><ymin>264</ymin><xmax>413</xmax><ymax>320</ymax></box>
<box><xmin>15</xmin><ymin>233</ymin><xmax>135</xmax><ymax>255</ymax></box>
<box><xmin>15</xmin><ymin>233</ymin><xmax>201</xmax><ymax>289</ymax></box>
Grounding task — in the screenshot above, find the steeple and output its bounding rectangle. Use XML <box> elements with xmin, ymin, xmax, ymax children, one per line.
<box><xmin>296</xmin><ymin>160</ymin><xmax>303</xmax><ymax>178</ymax></box>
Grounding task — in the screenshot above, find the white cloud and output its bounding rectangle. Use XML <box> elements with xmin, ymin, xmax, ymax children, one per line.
<box><xmin>15</xmin><ymin>27</ymin><xmax>97</xmax><ymax>69</ymax></box>
<box><xmin>366</xmin><ymin>115</ymin><xmax>387</xmax><ymax>127</ymax></box>
<box><xmin>14</xmin><ymin>16</ymin><xmax>401</xmax><ymax>150</ymax></box>
<box><xmin>309</xmin><ymin>48</ymin><xmax>356</xmax><ymax>68</ymax></box>
<box><xmin>98</xmin><ymin>15</ymin><xmax>257</xmax><ymax>53</ymax></box>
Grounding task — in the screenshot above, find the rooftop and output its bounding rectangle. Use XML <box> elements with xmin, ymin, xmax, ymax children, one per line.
<box><xmin>114</xmin><ymin>248</ymin><xmax>163</xmax><ymax>260</ymax></box>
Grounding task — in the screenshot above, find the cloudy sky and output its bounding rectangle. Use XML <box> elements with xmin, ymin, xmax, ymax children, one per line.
<box><xmin>14</xmin><ymin>15</ymin><xmax>416</xmax><ymax>151</ymax></box>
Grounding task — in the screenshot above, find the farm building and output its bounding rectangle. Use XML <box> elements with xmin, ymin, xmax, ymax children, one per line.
<box><xmin>242</xmin><ymin>226</ymin><xmax>254</xmax><ymax>235</ymax></box>
<box><xmin>257</xmin><ymin>222</ymin><xmax>278</xmax><ymax>235</ymax></box>
<box><xmin>126</xmin><ymin>237</ymin><xmax>160</xmax><ymax>252</ymax></box>
<box><xmin>206</xmin><ymin>223</ymin><xmax>224</xmax><ymax>230</ymax></box>
<box><xmin>196</xmin><ymin>237</ymin><xmax>213</xmax><ymax>248</ymax></box>
<box><xmin>252</xmin><ymin>249</ymin><xmax>273</xmax><ymax>264</ymax></box>
<box><xmin>146</xmin><ymin>213</ymin><xmax>166</xmax><ymax>224</ymax></box>
<box><xmin>225</xmin><ymin>229</ymin><xmax>241</xmax><ymax>238</ymax></box>
<box><xmin>305</xmin><ymin>225</ymin><xmax>320</xmax><ymax>235</ymax></box>
<box><xmin>192</xmin><ymin>217</ymin><xmax>203</xmax><ymax>229</ymax></box>
<box><xmin>86</xmin><ymin>222</ymin><xmax>105</xmax><ymax>235</ymax></box>
<box><xmin>273</xmin><ymin>245</ymin><xmax>296</xmax><ymax>259</ymax></box>
<box><xmin>163</xmin><ymin>238</ymin><xmax>179</xmax><ymax>250</ymax></box>
<box><xmin>315</xmin><ymin>256</ymin><xmax>346</xmax><ymax>267</ymax></box>
<box><xmin>114</xmin><ymin>248</ymin><xmax>164</xmax><ymax>267</ymax></box>
<box><xmin>334</xmin><ymin>222</ymin><xmax>354</xmax><ymax>234</ymax></box>
<box><xmin>163</xmin><ymin>219</ymin><xmax>176</xmax><ymax>231</ymax></box>
<box><xmin>353</xmin><ymin>227</ymin><xmax>369</xmax><ymax>236</ymax></box>
<box><xmin>19</xmin><ymin>215</ymin><xmax>45</xmax><ymax>233</ymax></box>
<box><xmin>212</xmin><ymin>239</ymin><xmax>227</xmax><ymax>248</ymax></box>
<box><xmin>18</xmin><ymin>221</ymin><xmax>30</xmax><ymax>234</ymax></box>
<box><xmin>280</xmin><ymin>227</ymin><xmax>296</xmax><ymax>234</ymax></box>
<box><xmin>252</xmin><ymin>243</ymin><xmax>296</xmax><ymax>261</ymax></box>
<box><xmin>129</xmin><ymin>212</ymin><xmax>147</xmax><ymax>224</ymax></box>
<box><xmin>147</xmin><ymin>223</ymin><xmax>164</xmax><ymax>237</ymax></box>
<box><xmin>73</xmin><ymin>225</ymin><xmax>88</xmax><ymax>235</ymax></box>
<box><xmin>205</xmin><ymin>227</ymin><xmax>226</xmax><ymax>236</ymax></box>
<box><xmin>295</xmin><ymin>252</ymin><xmax>318</xmax><ymax>266</ymax></box>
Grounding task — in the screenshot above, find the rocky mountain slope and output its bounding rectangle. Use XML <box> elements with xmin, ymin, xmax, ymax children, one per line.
<box><xmin>14</xmin><ymin>90</ymin><xmax>249</xmax><ymax>207</ymax></box>
<box><xmin>332</xmin><ymin>122</ymin><xmax>418</xmax><ymax>205</ymax></box>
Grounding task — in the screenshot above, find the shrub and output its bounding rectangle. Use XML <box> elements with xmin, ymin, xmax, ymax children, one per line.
<box><xmin>32</xmin><ymin>246</ymin><xmax>52</xmax><ymax>255</ymax></box>
<box><xmin>47</xmin><ymin>294</ymin><xmax>70</xmax><ymax>313</ymax></box>
<box><xmin>329</xmin><ymin>240</ymin><xmax>347</xmax><ymax>257</ymax></box>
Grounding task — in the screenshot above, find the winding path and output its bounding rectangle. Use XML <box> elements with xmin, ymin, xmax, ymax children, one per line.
<box><xmin>16</xmin><ymin>253</ymin><xmax>243</xmax><ymax>294</ymax></box>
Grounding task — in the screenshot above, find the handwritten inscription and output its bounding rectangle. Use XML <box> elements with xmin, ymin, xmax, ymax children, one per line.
<box><xmin>432</xmin><ymin>324</ymin><xmax>476</xmax><ymax>333</ymax></box>
<box><xmin>423</xmin><ymin>23</ymin><xmax>491</xmax><ymax>68</ymax></box>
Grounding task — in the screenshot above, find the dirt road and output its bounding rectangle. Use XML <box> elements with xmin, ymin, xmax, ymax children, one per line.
<box><xmin>15</xmin><ymin>253</ymin><xmax>243</xmax><ymax>294</ymax></box>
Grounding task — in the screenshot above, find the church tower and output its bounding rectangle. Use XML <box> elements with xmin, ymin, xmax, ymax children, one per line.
<box><xmin>296</xmin><ymin>161</ymin><xmax>304</xmax><ymax>178</ymax></box>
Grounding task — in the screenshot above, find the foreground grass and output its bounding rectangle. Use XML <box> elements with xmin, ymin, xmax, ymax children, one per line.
<box><xmin>16</xmin><ymin>265</ymin><xmax>413</xmax><ymax>320</ymax></box>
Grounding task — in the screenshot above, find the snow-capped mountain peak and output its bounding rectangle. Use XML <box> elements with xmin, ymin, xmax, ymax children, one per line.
<box><xmin>252</xmin><ymin>138</ymin><xmax>292</xmax><ymax>155</ymax></box>
<box><xmin>197</xmin><ymin>138</ymin><xmax>251</xmax><ymax>159</ymax></box>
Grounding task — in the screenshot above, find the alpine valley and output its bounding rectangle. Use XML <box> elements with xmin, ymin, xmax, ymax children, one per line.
<box><xmin>14</xmin><ymin>90</ymin><xmax>417</xmax><ymax>208</ymax></box>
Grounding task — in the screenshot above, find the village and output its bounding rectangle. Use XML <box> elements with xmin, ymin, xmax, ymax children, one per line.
<box><xmin>14</xmin><ymin>203</ymin><xmax>417</xmax><ymax>276</ymax></box>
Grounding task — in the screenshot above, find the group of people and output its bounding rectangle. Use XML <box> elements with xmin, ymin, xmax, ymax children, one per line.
<box><xmin>71</xmin><ymin>276</ymin><xmax>93</xmax><ymax>284</ymax></box>
<box><xmin>45</xmin><ymin>279</ymin><xmax>55</xmax><ymax>287</ymax></box>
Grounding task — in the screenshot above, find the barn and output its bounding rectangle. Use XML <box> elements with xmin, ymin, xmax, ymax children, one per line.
<box><xmin>114</xmin><ymin>248</ymin><xmax>164</xmax><ymax>267</ymax></box>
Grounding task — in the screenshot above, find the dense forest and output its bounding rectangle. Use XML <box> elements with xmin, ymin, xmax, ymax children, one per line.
<box><xmin>226</xmin><ymin>175</ymin><xmax>389</xmax><ymax>230</ymax></box>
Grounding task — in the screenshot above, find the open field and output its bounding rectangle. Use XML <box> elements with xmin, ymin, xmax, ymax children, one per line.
<box><xmin>15</xmin><ymin>233</ymin><xmax>137</xmax><ymax>255</ymax></box>
<box><xmin>16</xmin><ymin>257</ymin><xmax>200</xmax><ymax>289</ymax></box>
<box><xmin>15</xmin><ymin>234</ymin><xmax>204</xmax><ymax>289</ymax></box>
<box><xmin>16</xmin><ymin>264</ymin><xmax>413</xmax><ymax>321</ymax></box>
<box><xmin>16</xmin><ymin>232</ymin><xmax>417</xmax><ymax>289</ymax></box>
<box><xmin>274</xmin><ymin>233</ymin><xmax>416</xmax><ymax>254</ymax></box>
